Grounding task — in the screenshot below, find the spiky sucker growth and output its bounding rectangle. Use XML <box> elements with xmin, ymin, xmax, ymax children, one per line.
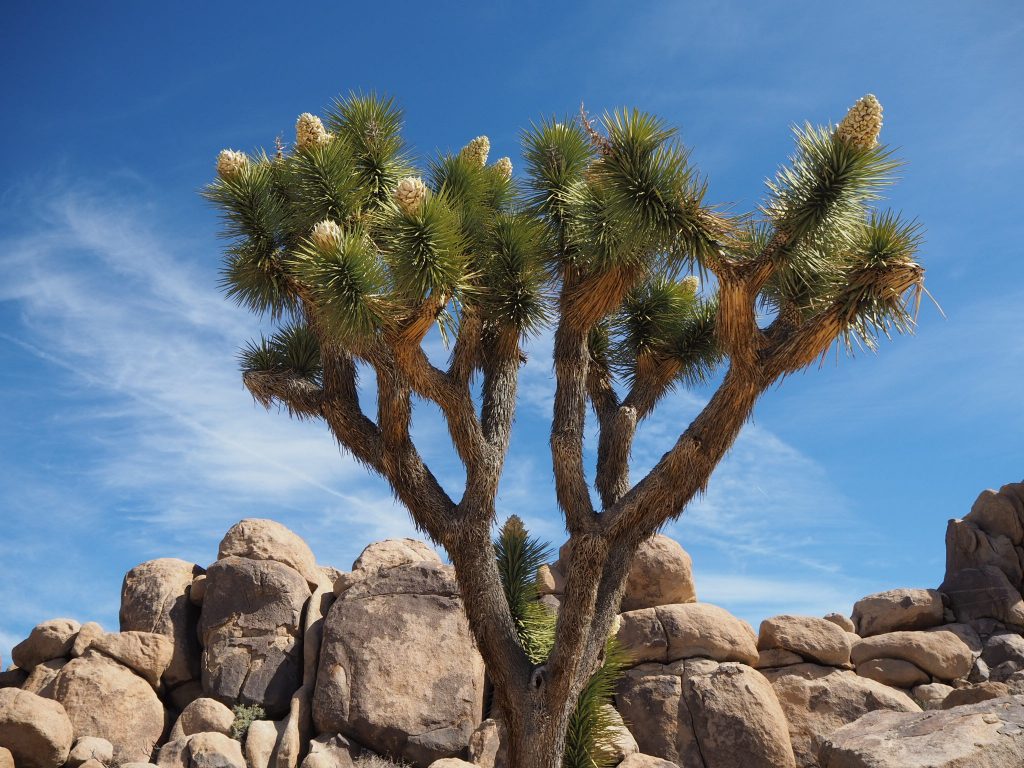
<box><xmin>206</xmin><ymin>91</ymin><xmax>925</xmax><ymax>768</ymax></box>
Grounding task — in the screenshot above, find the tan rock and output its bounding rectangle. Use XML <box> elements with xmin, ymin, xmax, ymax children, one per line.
<box><xmin>313</xmin><ymin>561</ymin><xmax>485</xmax><ymax>766</ymax></box>
<box><xmin>68</xmin><ymin>736</ymin><xmax>114</xmax><ymax>766</ymax></box>
<box><xmin>763</xmin><ymin>663</ymin><xmax>920</xmax><ymax>766</ymax></box>
<box><xmin>601</xmin><ymin>703</ymin><xmax>639</xmax><ymax>762</ymax></box>
<box><xmin>300</xmin><ymin>733</ymin><xmax>357</xmax><ymax>768</ymax></box>
<box><xmin>47</xmin><ymin>650</ymin><xmax>165</xmax><ymax>764</ymax></box>
<box><xmin>427</xmin><ymin>761</ymin><xmax>474</xmax><ymax>767</ymax></box>
<box><xmin>81</xmin><ymin>631</ymin><xmax>173</xmax><ymax>688</ymax></box>
<box><xmin>856</xmin><ymin>658</ymin><xmax>929</xmax><ymax>689</ymax></box>
<box><xmin>166</xmin><ymin>680</ymin><xmax>203</xmax><ymax>711</ymax></box>
<box><xmin>928</xmin><ymin>622</ymin><xmax>982</xmax><ymax>655</ymax></box>
<box><xmin>945</xmin><ymin>520</ymin><xmax>1023</xmax><ymax>594</ymax></box>
<box><xmin>967</xmin><ymin>489</ymin><xmax>1024</xmax><ymax>545</ymax></box>
<box><xmin>941</xmin><ymin>681</ymin><xmax>1011</xmax><ymax>708</ymax></box>
<box><xmin>303</xmin><ymin>586</ymin><xmax>334</xmax><ymax>689</ymax></box>
<box><xmin>77</xmin><ymin>761</ymin><xmax>104</xmax><ymax>768</ymax></box>
<box><xmin>618</xmin><ymin>757</ymin><xmax>680</xmax><ymax>768</ymax></box>
<box><xmin>851</xmin><ymin>629</ymin><xmax>973</xmax><ymax>680</ymax></box>
<box><xmin>759</xmin><ymin>615</ymin><xmax>852</xmax><ymax>666</ymax></box>
<box><xmin>168</xmin><ymin>697</ymin><xmax>234</xmax><ymax>741</ymax></box>
<box><xmin>852</xmin><ymin>589</ymin><xmax>944</xmax><ymax>637</ymax></box>
<box><xmin>756</xmin><ymin>649</ymin><xmax>804</xmax><ymax>669</ymax></box>
<box><xmin>186</xmin><ymin>732</ymin><xmax>246</xmax><ymax>768</ymax></box>
<box><xmin>199</xmin><ymin>557</ymin><xmax>310</xmax><ymax>718</ymax></box>
<box><xmin>22</xmin><ymin>658</ymin><xmax>66</xmax><ymax>696</ymax></box>
<box><xmin>11</xmin><ymin>619</ymin><xmax>80</xmax><ymax>671</ymax></box>
<box><xmin>942</xmin><ymin>565</ymin><xmax>1024</xmax><ymax>628</ymax></box>
<box><xmin>820</xmin><ymin>694</ymin><xmax>1024</xmax><ymax>767</ymax></box>
<box><xmin>219</xmin><ymin>519</ymin><xmax>321</xmax><ymax>589</ymax></box>
<box><xmin>0</xmin><ymin>688</ymin><xmax>74</xmax><ymax>768</ymax></box>
<box><xmin>351</xmin><ymin>538</ymin><xmax>440</xmax><ymax>572</ymax></box>
<box><xmin>824</xmin><ymin>613</ymin><xmax>856</xmax><ymax>633</ymax></box>
<box><xmin>536</xmin><ymin>564</ymin><xmax>563</xmax><ymax>596</ymax></box>
<box><xmin>120</xmin><ymin>558</ymin><xmax>203</xmax><ymax>687</ymax></box>
<box><xmin>244</xmin><ymin>721</ymin><xmax>283</xmax><ymax>768</ymax></box>
<box><xmin>0</xmin><ymin>747</ymin><xmax>12</xmax><ymax>768</ymax></box>
<box><xmin>617</xmin><ymin>603</ymin><xmax>758</xmax><ymax>666</ymax></box>
<box><xmin>276</xmin><ymin>684</ymin><xmax>313</xmax><ymax>768</ymax></box>
<box><xmin>912</xmin><ymin>682</ymin><xmax>953</xmax><ymax>710</ymax></box>
<box><xmin>70</xmin><ymin>623</ymin><xmax>103</xmax><ymax>658</ymax></box>
<box><xmin>621</xmin><ymin>535</ymin><xmax>696</xmax><ymax>612</ymax></box>
<box><xmin>468</xmin><ymin>718</ymin><xmax>506</xmax><ymax>768</ymax></box>
<box><xmin>189</xmin><ymin>575</ymin><xmax>207</xmax><ymax>606</ymax></box>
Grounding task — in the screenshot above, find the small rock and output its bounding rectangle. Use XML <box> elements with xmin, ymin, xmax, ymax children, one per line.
<box><xmin>968</xmin><ymin>657</ymin><xmax>991</xmax><ymax>683</ymax></box>
<box><xmin>912</xmin><ymin>682</ymin><xmax>953</xmax><ymax>710</ymax></box>
<box><xmin>189</xmin><ymin>575</ymin><xmax>207</xmax><ymax>606</ymax></box>
<box><xmin>186</xmin><ymin>733</ymin><xmax>246</xmax><ymax>768</ymax></box>
<box><xmin>67</xmin><ymin>736</ymin><xmax>114</xmax><ymax>766</ymax></box>
<box><xmin>243</xmin><ymin>720</ymin><xmax>283</xmax><ymax>768</ymax></box>
<box><xmin>941</xmin><ymin>681</ymin><xmax>1011</xmax><ymax>708</ymax></box>
<box><xmin>618</xmin><ymin>755</ymin><xmax>680</xmax><ymax>768</ymax></box>
<box><xmin>824</xmin><ymin>613</ymin><xmax>856</xmax><ymax>633</ymax></box>
<box><xmin>168</xmin><ymin>697</ymin><xmax>234</xmax><ymax>740</ymax></box>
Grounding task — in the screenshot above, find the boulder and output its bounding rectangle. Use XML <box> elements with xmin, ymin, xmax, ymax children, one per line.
<box><xmin>276</xmin><ymin>684</ymin><xmax>313</xmax><ymax>768</ymax></box>
<box><xmin>601</xmin><ymin>704</ymin><xmax>639</xmax><ymax>762</ymax></box>
<box><xmin>313</xmin><ymin>561</ymin><xmax>485</xmax><ymax>767</ymax></box>
<box><xmin>67</xmin><ymin>736</ymin><xmax>114</xmax><ymax>766</ymax></box>
<box><xmin>969</xmin><ymin>657</ymin><xmax>991</xmax><ymax>683</ymax></box>
<box><xmin>427</xmin><ymin>761</ymin><xmax>474</xmax><ymax>768</ymax></box>
<box><xmin>967</xmin><ymin>489</ymin><xmax>1024</xmax><ymax>546</ymax></box>
<box><xmin>199</xmin><ymin>556</ymin><xmax>310</xmax><ymax>718</ymax></box>
<box><xmin>762</xmin><ymin>663</ymin><xmax>920</xmax><ymax>767</ymax></box>
<box><xmin>912</xmin><ymin>682</ymin><xmax>954</xmax><ymax>710</ymax></box>
<box><xmin>120</xmin><ymin>558</ymin><xmax>204</xmax><ymax>687</ymax></box>
<box><xmin>303</xmin><ymin>585</ymin><xmax>334</xmax><ymax>689</ymax></box>
<box><xmin>184</xmin><ymin>732</ymin><xmax>246</xmax><ymax>768</ymax></box>
<box><xmin>351</xmin><ymin>538</ymin><xmax>441</xmax><ymax>572</ymax></box>
<box><xmin>824</xmin><ymin>613</ymin><xmax>856</xmax><ymax>633</ymax></box>
<box><xmin>937</xmin><ymin>565</ymin><xmax>1024</xmax><ymax>630</ymax></box>
<box><xmin>0</xmin><ymin>669</ymin><xmax>27</xmax><ymax>690</ymax></box>
<box><xmin>301</xmin><ymin>733</ymin><xmax>358</xmax><ymax>768</ymax></box>
<box><xmin>855</xmin><ymin>658</ymin><xmax>929</xmax><ymax>689</ymax></box>
<box><xmin>941</xmin><ymin>681</ymin><xmax>1011</xmax><ymax>708</ymax></box>
<box><xmin>243</xmin><ymin>721</ymin><xmax>283</xmax><ymax>768</ymax></box>
<box><xmin>820</xmin><ymin>694</ymin><xmax>1024</xmax><ymax>767</ymax></box>
<box><xmin>11</xmin><ymin>619</ymin><xmax>80</xmax><ymax>671</ymax></box>
<box><xmin>536</xmin><ymin>564</ymin><xmax>564</xmax><ymax>596</ymax></box>
<box><xmin>982</xmin><ymin>631</ymin><xmax>1024</xmax><ymax>668</ymax></box>
<box><xmin>616</xmin><ymin>659</ymin><xmax>794</xmax><ymax>767</ymax></box>
<box><xmin>167</xmin><ymin>680</ymin><xmax>204</xmax><ymax>711</ymax></box>
<box><xmin>0</xmin><ymin>688</ymin><xmax>74</xmax><ymax>768</ymax></box>
<box><xmin>71</xmin><ymin>623</ymin><xmax>103</xmax><ymax>658</ymax></box>
<box><xmin>852</xmin><ymin>589</ymin><xmax>944</xmax><ymax>637</ymax></box>
<box><xmin>620</xmin><ymin>535</ymin><xmax>696</xmax><ymax>611</ymax></box>
<box><xmin>758</xmin><ymin>615</ymin><xmax>852</xmax><ymax>666</ymax></box>
<box><xmin>618</xmin><ymin>757</ymin><xmax>680</xmax><ymax>768</ymax></box>
<box><xmin>168</xmin><ymin>698</ymin><xmax>234</xmax><ymax>741</ymax></box>
<box><xmin>945</xmin><ymin>520</ymin><xmax>1023</xmax><ymax>590</ymax></box>
<box><xmin>928</xmin><ymin>622</ymin><xmax>982</xmax><ymax>656</ymax></box>
<box><xmin>189</xmin><ymin>575</ymin><xmax>207</xmax><ymax>606</ymax></box>
<box><xmin>46</xmin><ymin>650</ymin><xmax>165</xmax><ymax>764</ymax></box>
<box><xmin>756</xmin><ymin>649</ymin><xmax>804</xmax><ymax>669</ymax></box>
<box><xmin>851</xmin><ymin>629</ymin><xmax>974</xmax><ymax>680</ymax></box>
<box><xmin>468</xmin><ymin>718</ymin><xmax>506</xmax><ymax>768</ymax></box>
<box><xmin>22</xmin><ymin>658</ymin><xmax>67</xmax><ymax>696</ymax></box>
<box><xmin>0</xmin><ymin>747</ymin><xmax>11</xmax><ymax>768</ymax></box>
<box><xmin>218</xmin><ymin>519</ymin><xmax>321</xmax><ymax>589</ymax></box>
<box><xmin>79</xmin><ymin>630</ymin><xmax>174</xmax><ymax>688</ymax></box>
<box><xmin>616</xmin><ymin>603</ymin><xmax>759</xmax><ymax>666</ymax></box>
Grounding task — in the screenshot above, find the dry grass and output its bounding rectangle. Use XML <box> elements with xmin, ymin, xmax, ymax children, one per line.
<box><xmin>354</xmin><ymin>755</ymin><xmax>411</xmax><ymax>768</ymax></box>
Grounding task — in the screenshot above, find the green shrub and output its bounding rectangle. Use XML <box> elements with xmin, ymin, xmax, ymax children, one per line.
<box><xmin>230</xmin><ymin>702</ymin><xmax>266</xmax><ymax>742</ymax></box>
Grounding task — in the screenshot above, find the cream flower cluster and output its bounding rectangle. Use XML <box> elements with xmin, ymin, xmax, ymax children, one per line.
<box><xmin>461</xmin><ymin>135</ymin><xmax>490</xmax><ymax>167</ymax></box>
<box><xmin>311</xmin><ymin>219</ymin><xmax>343</xmax><ymax>251</ymax></box>
<box><xmin>835</xmin><ymin>94</ymin><xmax>883</xmax><ymax>149</ymax></box>
<box><xmin>494</xmin><ymin>156</ymin><xmax>513</xmax><ymax>181</ymax></box>
<box><xmin>216</xmin><ymin>149</ymin><xmax>248</xmax><ymax>179</ymax></box>
<box><xmin>295</xmin><ymin>113</ymin><xmax>332</xmax><ymax>151</ymax></box>
<box><xmin>681</xmin><ymin>275</ymin><xmax>700</xmax><ymax>293</ymax></box>
<box><xmin>395</xmin><ymin>176</ymin><xmax>427</xmax><ymax>214</ymax></box>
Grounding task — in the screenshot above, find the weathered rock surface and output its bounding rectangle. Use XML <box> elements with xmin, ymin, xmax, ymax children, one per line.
<box><xmin>941</xmin><ymin>681</ymin><xmax>1011</xmax><ymax>708</ymax></box>
<box><xmin>219</xmin><ymin>518</ymin><xmax>321</xmax><ymax>589</ymax></box>
<box><xmin>852</xmin><ymin>589</ymin><xmax>944</xmax><ymax>637</ymax></box>
<box><xmin>912</xmin><ymin>682</ymin><xmax>954</xmax><ymax>710</ymax></box>
<box><xmin>763</xmin><ymin>663</ymin><xmax>920</xmax><ymax>767</ymax></box>
<box><xmin>0</xmin><ymin>688</ymin><xmax>74</xmax><ymax>768</ymax></box>
<box><xmin>170</xmin><ymin>732</ymin><xmax>247</xmax><ymax>768</ymax></box>
<box><xmin>301</xmin><ymin>733</ymin><xmax>358</xmax><ymax>768</ymax></box>
<box><xmin>47</xmin><ymin>650</ymin><xmax>165</xmax><ymax>764</ymax></box>
<box><xmin>616</xmin><ymin>659</ymin><xmax>794</xmax><ymax>767</ymax></box>
<box><xmin>618</xmin><ymin>756</ymin><xmax>680</xmax><ymax>768</ymax></box>
<box><xmin>351</xmin><ymin>538</ymin><xmax>440</xmax><ymax>572</ymax></box>
<box><xmin>855</xmin><ymin>658</ymin><xmax>929</xmax><ymax>689</ymax></box>
<box><xmin>467</xmin><ymin>718</ymin><xmax>506</xmax><ymax>768</ymax></box>
<box><xmin>756</xmin><ymin>648</ymin><xmax>805</xmax><ymax>669</ymax></box>
<box><xmin>942</xmin><ymin>565</ymin><xmax>1024</xmax><ymax>629</ymax></box>
<box><xmin>11</xmin><ymin>619</ymin><xmax>80</xmax><ymax>671</ymax></box>
<box><xmin>198</xmin><ymin>556</ymin><xmax>310</xmax><ymax>718</ymax></box>
<box><xmin>824</xmin><ymin>613</ymin><xmax>856</xmax><ymax>633</ymax></box>
<box><xmin>168</xmin><ymin>697</ymin><xmax>234</xmax><ymax>741</ymax></box>
<box><xmin>820</xmin><ymin>694</ymin><xmax>1024</xmax><ymax>767</ymax></box>
<box><xmin>758</xmin><ymin>615</ymin><xmax>852</xmax><ymax>666</ymax></box>
<box><xmin>313</xmin><ymin>561</ymin><xmax>485</xmax><ymax>767</ymax></box>
<box><xmin>851</xmin><ymin>629</ymin><xmax>973</xmax><ymax>680</ymax></box>
<box><xmin>983</xmin><ymin>631</ymin><xmax>1024</xmax><ymax>668</ymax></box>
<box><xmin>120</xmin><ymin>558</ymin><xmax>203</xmax><ymax>686</ymax></box>
<box><xmin>22</xmin><ymin>658</ymin><xmax>66</xmax><ymax>696</ymax></box>
<box><xmin>67</xmin><ymin>736</ymin><xmax>114</xmax><ymax>767</ymax></box>
<box><xmin>243</xmin><ymin>721</ymin><xmax>284</xmax><ymax>768</ymax></box>
<box><xmin>621</xmin><ymin>535</ymin><xmax>696</xmax><ymax>611</ymax></box>
<box><xmin>617</xmin><ymin>603</ymin><xmax>759</xmax><ymax>666</ymax></box>
<box><xmin>80</xmin><ymin>630</ymin><xmax>174</xmax><ymax>688</ymax></box>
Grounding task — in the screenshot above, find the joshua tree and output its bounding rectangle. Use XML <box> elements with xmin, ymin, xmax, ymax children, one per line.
<box><xmin>206</xmin><ymin>92</ymin><xmax>924</xmax><ymax>768</ymax></box>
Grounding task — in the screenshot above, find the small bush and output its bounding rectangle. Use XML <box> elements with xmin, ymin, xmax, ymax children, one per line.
<box><xmin>230</xmin><ymin>703</ymin><xmax>266</xmax><ymax>741</ymax></box>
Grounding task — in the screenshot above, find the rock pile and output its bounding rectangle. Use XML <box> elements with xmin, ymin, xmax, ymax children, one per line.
<box><xmin>1</xmin><ymin>483</ymin><xmax>1024</xmax><ymax>768</ymax></box>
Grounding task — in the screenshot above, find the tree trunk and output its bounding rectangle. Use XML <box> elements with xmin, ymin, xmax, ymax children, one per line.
<box><xmin>503</xmin><ymin>692</ymin><xmax>573</xmax><ymax>768</ymax></box>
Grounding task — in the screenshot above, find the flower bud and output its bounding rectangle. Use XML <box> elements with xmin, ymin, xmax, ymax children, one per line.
<box><xmin>395</xmin><ymin>176</ymin><xmax>428</xmax><ymax>215</ymax></box>
<box><xmin>311</xmin><ymin>219</ymin><xmax>343</xmax><ymax>251</ymax></box>
<box><xmin>295</xmin><ymin>112</ymin><xmax>331</xmax><ymax>151</ymax></box>
<box><xmin>835</xmin><ymin>94</ymin><xmax>883</xmax><ymax>149</ymax></box>
<box><xmin>494</xmin><ymin>156</ymin><xmax>513</xmax><ymax>181</ymax></box>
<box><xmin>460</xmin><ymin>135</ymin><xmax>490</xmax><ymax>167</ymax></box>
<box><xmin>216</xmin><ymin>149</ymin><xmax>248</xmax><ymax>179</ymax></box>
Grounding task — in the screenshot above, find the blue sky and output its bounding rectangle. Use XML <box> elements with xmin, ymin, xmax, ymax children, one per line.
<box><xmin>1</xmin><ymin>2</ymin><xmax>1022</xmax><ymax>662</ymax></box>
